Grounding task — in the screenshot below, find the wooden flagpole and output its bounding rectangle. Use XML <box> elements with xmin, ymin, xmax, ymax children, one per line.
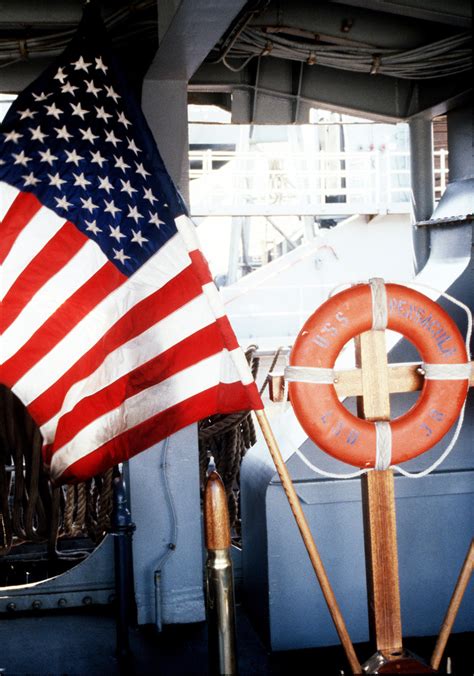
<box><xmin>255</xmin><ymin>409</ymin><xmax>361</xmax><ymax>675</ymax></box>
<box><xmin>431</xmin><ymin>539</ymin><xmax>474</xmax><ymax>670</ymax></box>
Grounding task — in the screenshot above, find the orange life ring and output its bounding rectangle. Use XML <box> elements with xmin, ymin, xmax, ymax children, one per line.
<box><xmin>289</xmin><ymin>282</ymin><xmax>469</xmax><ymax>468</ymax></box>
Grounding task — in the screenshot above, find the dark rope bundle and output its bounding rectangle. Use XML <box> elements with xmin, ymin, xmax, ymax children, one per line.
<box><xmin>198</xmin><ymin>346</ymin><xmax>259</xmax><ymax>533</ymax></box>
<box><xmin>0</xmin><ymin>385</ymin><xmax>114</xmax><ymax>559</ymax></box>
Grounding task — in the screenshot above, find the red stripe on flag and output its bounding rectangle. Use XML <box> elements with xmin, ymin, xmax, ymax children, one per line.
<box><xmin>51</xmin><ymin>321</ymin><xmax>234</xmax><ymax>450</ymax></box>
<box><xmin>54</xmin><ymin>382</ymin><xmax>258</xmax><ymax>483</ymax></box>
<box><xmin>2</xmin><ymin>261</ymin><xmax>127</xmax><ymax>386</ymax></box>
<box><xmin>28</xmin><ymin>263</ymin><xmax>205</xmax><ymax>425</ymax></box>
<box><xmin>189</xmin><ymin>249</ymin><xmax>213</xmax><ymax>284</ymax></box>
<box><xmin>215</xmin><ymin>315</ymin><xmax>243</xmax><ymax>348</ymax></box>
<box><xmin>0</xmin><ymin>192</ymin><xmax>43</xmax><ymax>264</ymax></box>
<box><xmin>1</xmin><ymin>222</ymin><xmax>88</xmax><ymax>332</ymax></box>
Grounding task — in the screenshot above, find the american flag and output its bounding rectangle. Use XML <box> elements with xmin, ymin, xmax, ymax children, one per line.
<box><xmin>0</xmin><ymin>8</ymin><xmax>262</xmax><ymax>484</ymax></box>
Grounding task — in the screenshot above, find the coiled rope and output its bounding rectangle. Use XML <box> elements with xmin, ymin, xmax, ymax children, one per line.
<box><xmin>0</xmin><ymin>385</ymin><xmax>114</xmax><ymax>559</ymax></box>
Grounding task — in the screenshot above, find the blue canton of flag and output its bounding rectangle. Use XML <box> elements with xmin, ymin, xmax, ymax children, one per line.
<box><xmin>0</xmin><ymin>8</ymin><xmax>185</xmax><ymax>275</ymax></box>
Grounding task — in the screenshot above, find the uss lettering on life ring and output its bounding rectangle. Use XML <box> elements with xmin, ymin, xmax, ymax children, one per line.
<box><xmin>287</xmin><ymin>282</ymin><xmax>470</xmax><ymax>469</ymax></box>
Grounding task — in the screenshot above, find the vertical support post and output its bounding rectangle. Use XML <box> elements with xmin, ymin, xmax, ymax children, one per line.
<box><xmin>356</xmin><ymin>331</ymin><xmax>403</xmax><ymax>655</ymax></box>
<box><xmin>360</xmin><ymin>471</ymin><xmax>403</xmax><ymax>655</ymax></box>
<box><xmin>409</xmin><ymin>117</ymin><xmax>434</xmax><ymax>222</ymax></box>
<box><xmin>227</xmin><ymin>217</ymin><xmax>243</xmax><ymax>284</ymax></box>
<box><xmin>112</xmin><ymin>475</ymin><xmax>136</xmax><ymax>660</ymax></box>
<box><xmin>141</xmin><ymin>78</ymin><xmax>190</xmax><ymax>204</ymax></box>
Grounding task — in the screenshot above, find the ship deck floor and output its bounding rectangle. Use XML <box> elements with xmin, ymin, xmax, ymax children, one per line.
<box><xmin>0</xmin><ymin>603</ymin><xmax>472</xmax><ymax>674</ymax></box>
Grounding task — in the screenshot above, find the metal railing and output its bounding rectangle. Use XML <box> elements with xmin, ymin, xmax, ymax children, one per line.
<box><xmin>189</xmin><ymin>149</ymin><xmax>448</xmax><ymax>217</ymax></box>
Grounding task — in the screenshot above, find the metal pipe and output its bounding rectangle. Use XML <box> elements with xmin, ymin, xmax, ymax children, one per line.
<box><xmin>204</xmin><ymin>471</ymin><xmax>238</xmax><ymax>676</ymax></box>
<box><xmin>112</xmin><ymin>475</ymin><xmax>136</xmax><ymax>661</ymax></box>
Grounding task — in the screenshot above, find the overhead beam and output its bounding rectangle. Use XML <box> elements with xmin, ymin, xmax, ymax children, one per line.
<box><xmin>250</xmin><ymin>0</ymin><xmax>440</xmax><ymax>50</ymax></box>
<box><xmin>329</xmin><ymin>0</ymin><xmax>472</xmax><ymax>28</ymax></box>
<box><xmin>145</xmin><ymin>0</ymin><xmax>247</xmax><ymax>82</ymax></box>
<box><xmin>190</xmin><ymin>60</ymin><xmax>472</xmax><ymax>122</ymax></box>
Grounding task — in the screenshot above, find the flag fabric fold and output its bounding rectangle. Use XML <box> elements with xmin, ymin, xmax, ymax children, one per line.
<box><xmin>0</xmin><ymin>7</ymin><xmax>262</xmax><ymax>484</ymax></box>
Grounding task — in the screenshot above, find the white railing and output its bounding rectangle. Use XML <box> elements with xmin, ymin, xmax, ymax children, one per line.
<box><xmin>189</xmin><ymin>149</ymin><xmax>448</xmax><ymax>217</ymax></box>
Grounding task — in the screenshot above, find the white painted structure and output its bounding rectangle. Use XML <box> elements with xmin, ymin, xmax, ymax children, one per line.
<box><xmin>220</xmin><ymin>212</ymin><xmax>415</xmax><ymax>350</ymax></box>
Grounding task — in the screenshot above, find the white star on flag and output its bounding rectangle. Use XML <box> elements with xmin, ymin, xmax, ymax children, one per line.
<box><xmin>73</xmin><ymin>172</ymin><xmax>91</xmax><ymax>189</ymax></box>
<box><xmin>103</xmin><ymin>198</ymin><xmax>121</xmax><ymax>217</ymax></box>
<box><xmin>48</xmin><ymin>172</ymin><xmax>67</xmax><ymax>189</ymax></box>
<box><xmin>38</xmin><ymin>149</ymin><xmax>58</xmax><ymax>165</ymax></box>
<box><xmin>12</xmin><ymin>150</ymin><xmax>31</xmax><ymax>166</ymax></box>
<box><xmin>22</xmin><ymin>171</ymin><xmax>41</xmax><ymax>186</ymax></box>
<box><xmin>131</xmin><ymin>229</ymin><xmax>149</xmax><ymax>247</ymax></box>
<box><xmin>95</xmin><ymin>56</ymin><xmax>108</xmax><ymax>73</ymax></box>
<box><xmin>117</xmin><ymin>112</ymin><xmax>131</xmax><ymax>128</ymax></box>
<box><xmin>85</xmin><ymin>219</ymin><xmax>102</xmax><ymax>234</ymax></box>
<box><xmin>79</xmin><ymin>127</ymin><xmax>99</xmax><ymax>144</ymax></box>
<box><xmin>29</xmin><ymin>125</ymin><xmax>48</xmax><ymax>143</ymax></box>
<box><xmin>127</xmin><ymin>205</ymin><xmax>143</xmax><ymax>223</ymax></box>
<box><xmin>55</xmin><ymin>125</ymin><xmax>73</xmax><ymax>142</ymax></box>
<box><xmin>80</xmin><ymin>196</ymin><xmax>98</xmax><ymax>213</ymax></box>
<box><xmin>149</xmin><ymin>211</ymin><xmax>165</xmax><ymax>227</ymax></box>
<box><xmin>143</xmin><ymin>187</ymin><xmax>157</xmax><ymax>204</ymax></box>
<box><xmin>71</xmin><ymin>55</ymin><xmax>92</xmax><ymax>72</ymax></box>
<box><xmin>114</xmin><ymin>156</ymin><xmax>130</xmax><ymax>173</ymax></box>
<box><xmin>95</xmin><ymin>106</ymin><xmax>112</xmax><ymax>123</ymax></box>
<box><xmin>54</xmin><ymin>67</ymin><xmax>68</xmax><ymax>84</ymax></box>
<box><xmin>135</xmin><ymin>162</ymin><xmax>150</xmax><ymax>179</ymax></box>
<box><xmin>127</xmin><ymin>138</ymin><xmax>141</xmax><ymax>155</ymax></box>
<box><xmin>105</xmin><ymin>130</ymin><xmax>121</xmax><ymax>147</ymax></box>
<box><xmin>90</xmin><ymin>149</ymin><xmax>107</xmax><ymax>167</ymax></box>
<box><xmin>54</xmin><ymin>194</ymin><xmax>73</xmax><ymax>210</ymax></box>
<box><xmin>105</xmin><ymin>85</ymin><xmax>120</xmax><ymax>102</ymax></box>
<box><xmin>4</xmin><ymin>130</ymin><xmax>23</xmax><ymax>143</ymax></box>
<box><xmin>45</xmin><ymin>102</ymin><xmax>64</xmax><ymax>120</ymax></box>
<box><xmin>109</xmin><ymin>224</ymin><xmax>126</xmax><ymax>241</ymax></box>
<box><xmin>120</xmin><ymin>179</ymin><xmax>137</xmax><ymax>196</ymax></box>
<box><xmin>113</xmin><ymin>248</ymin><xmax>131</xmax><ymax>264</ymax></box>
<box><xmin>64</xmin><ymin>149</ymin><xmax>84</xmax><ymax>165</ymax></box>
<box><xmin>61</xmin><ymin>82</ymin><xmax>79</xmax><ymax>96</ymax></box>
<box><xmin>98</xmin><ymin>175</ymin><xmax>114</xmax><ymax>193</ymax></box>
<box><xmin>85</xmin><ymin>79</ymin><xmax>102</xmax><ymax>97</ymax></box>
<box><xmin>18</xmin><ymin>108</ymin><xmax>37</xmax><ymax>120</ymax></box>
<box><xmin>70</xmin><ymin>102</ymin><xmax>89</xmax><ymax>119</ymax></box>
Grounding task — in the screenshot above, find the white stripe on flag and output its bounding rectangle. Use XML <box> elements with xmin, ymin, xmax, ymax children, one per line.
<box><xmin>14</xmin><ymin>232</ymin><xmax>193</xmax><ymax>405</ymax></box>
<box><xmin>225</xmin><ymin>346</ymin><xmax>254</xmax><ymax>386</ymax></box>
<box><xmin>1</xmin><ymin>205</ymin><xmax>67</xmax><ymax>301</ymax></box>
<box><xmin>49</xmin><ymin>348</ymin><xmax>246</xmax><ymax>478</ymax></box>
<box><xmin>40</xmin><ymin>292</ymin><xmax>219</xmax><ymax>441</ymax></box>
<box><xmin>3</xmin><ymin>239</ymin><xmax>107</xmax><ymax>361</ymax></box>
<box><xmin>175</xmin><ymin>214</ymin><xmax>201</xmax><ymax>252</ymax></box>
<box><xmin>202</xmin><ymin>281</ymin><xmax>225</xmax><ymax>319</ymax></box>
<box><xmin>0</xmin><ymin>181</ymin><xmax>19</xmax><ymax>221</ymax></box>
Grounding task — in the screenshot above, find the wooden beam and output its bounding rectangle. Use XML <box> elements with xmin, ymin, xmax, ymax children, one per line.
<box><xmin>269</xmin><ymin>361</ymin><xmax>474</xmax><ymax>401</ymax></box>
<box><xmin>361</xmin><ymin>470</ymin><xmax>404</xmax><ymax>655</ymax></box>
<box><xmin>356</xmin><ymin>331</ymin><xmax>403</xmax><ymax>655</ymax></box>
<box><xmin>356</xmin><ymin>332</ymin><xmax>391</xmax><ymax>421</ymax></box>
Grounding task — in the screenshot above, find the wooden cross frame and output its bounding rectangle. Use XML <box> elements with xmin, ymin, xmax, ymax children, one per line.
<box><xmin>269</xmin><ymin>338</ymin><xmax>473</xmax><ymax>673</ymax></box>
